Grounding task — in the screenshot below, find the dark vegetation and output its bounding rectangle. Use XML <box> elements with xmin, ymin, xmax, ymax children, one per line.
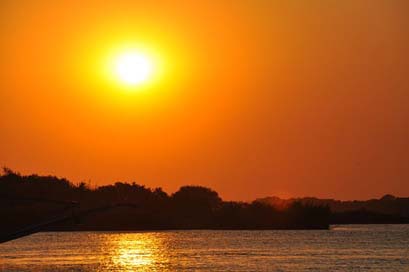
<box><xmin>258</xmin><ymin>195</ymin><xmax>409</xmax><ymax>224</ymax></box>
<box><xmin>0</xmin><ymin>169</ymin><xmax>330</xmax><ymax>235</ymax></box>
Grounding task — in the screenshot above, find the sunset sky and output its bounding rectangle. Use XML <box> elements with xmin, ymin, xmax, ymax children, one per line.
<box><xmin>1</xmin><ymin>1</ymin><xmax>408</xmax><ymax>201</ymax></box>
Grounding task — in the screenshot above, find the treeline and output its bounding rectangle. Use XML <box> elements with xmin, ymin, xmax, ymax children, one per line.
<box><xmin>258</xmin><ymin>195</ymin><xmax>409</xmax><ymax>225</ymax></box>
<box><xmin>0</xmin><ymin>168</ymin><xmax>329</xmax><ymax>232</ymax></box>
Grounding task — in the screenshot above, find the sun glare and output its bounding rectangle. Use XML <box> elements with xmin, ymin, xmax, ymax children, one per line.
<box><xmin>115</xmin><ymin>52</ymin><xmax>153</xmax><ymax>86</ymax></box>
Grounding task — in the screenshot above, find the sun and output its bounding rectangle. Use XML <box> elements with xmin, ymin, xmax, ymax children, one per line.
<box><xmin>115</xmin><ymin>51</ymin><xmax>153</xmax><ymax>86</ymax></box>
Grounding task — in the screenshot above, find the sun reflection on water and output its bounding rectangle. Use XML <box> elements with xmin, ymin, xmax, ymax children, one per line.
<box><xmin>108</xmin><ymin>233</ymin><xmax>169</xmax><ymax>271</ymax></box>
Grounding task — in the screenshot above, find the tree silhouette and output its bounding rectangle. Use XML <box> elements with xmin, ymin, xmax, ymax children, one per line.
<box><xmin>0</xmin><ymin>169</ymin><xmax>341</xmax><ymax>232</ymax></box>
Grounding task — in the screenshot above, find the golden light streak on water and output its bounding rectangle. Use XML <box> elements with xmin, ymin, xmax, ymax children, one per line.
<box><xmin>110</xmin><ymin>233</ymin><xmax>168</xmax><ymax>271</ymax></box>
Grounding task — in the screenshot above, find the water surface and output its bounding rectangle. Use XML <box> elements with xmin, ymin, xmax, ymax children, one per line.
<box><xmin>1</xmin><ymin>225</ymin><xmax>408</xmax><ymax>271</ymax></box>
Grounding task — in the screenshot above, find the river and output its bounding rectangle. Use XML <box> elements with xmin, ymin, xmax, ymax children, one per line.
<box><xmin>1</xmin><ymin>225</ymin><xmax>408</xmax><ymax>271</ymax></box>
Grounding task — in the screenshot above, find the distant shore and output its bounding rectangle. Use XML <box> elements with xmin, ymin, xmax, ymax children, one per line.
<box><xmin>2</xmin><ymin>169</ymin><xmax>408</xmax><ymax>244</ymax></box>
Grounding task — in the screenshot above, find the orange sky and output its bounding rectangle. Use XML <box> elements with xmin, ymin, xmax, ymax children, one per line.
<box><xmin>1</xmin><ymin>1</ymin><xmax>408</xmax><ymax>201</ymax></box>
